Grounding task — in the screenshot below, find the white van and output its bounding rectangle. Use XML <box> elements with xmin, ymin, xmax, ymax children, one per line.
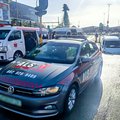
<box><xmin>0</xmin><ymin>26</ymin><xmax>39</xmax><ymax>61</ymax></box>
<box><xmin>101</xmin><ymin>36</ymin><xmax>120</xmax><ymax>54</ymax></box>
<box><xmin>53</xmin><ymin>27</ymin><xmax>71</xmax><ymax>37</ymax></box>
<box><xmin>53</xmin><ymin>27</ymin><xmax>86</xmax><ymax>39</ymax></box>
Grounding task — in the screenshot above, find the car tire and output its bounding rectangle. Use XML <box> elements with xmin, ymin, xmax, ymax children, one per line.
<box><xmin>64</xmin><ymin>85</ymin><xmax>78</xmax><ymax>115</ymax></box>
<box><xmin>13</xmin><ymin>51</ymin><xmax>23</xmax><ymax>60</ymax></box>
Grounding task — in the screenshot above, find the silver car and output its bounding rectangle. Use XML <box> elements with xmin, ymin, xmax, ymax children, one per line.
<box><xmin>101</xmin><ymin>36</ymin><xmax>120</xmax><ymax>54</ymax></box>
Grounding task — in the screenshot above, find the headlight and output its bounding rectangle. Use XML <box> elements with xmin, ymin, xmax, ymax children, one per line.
<box><xmin>33</xmin><ymin>86</ymin><xmax>62</xmax><ymax>97</ymax></box>
<box><xmin>0</xmin><ymin>46</ymin><xmax>8</xmax><ymax>52</ymax></box>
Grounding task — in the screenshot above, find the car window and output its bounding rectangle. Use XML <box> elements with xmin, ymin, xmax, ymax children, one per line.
<box><xmin>80</xmin><ymin>42</ymin><xmax>98</xmax><ymax>58</ymax></box>
<box><xmin>80</xmin><ymin>43</ymin><xmax>91</xmax><ymax>58</ymax></box>
<box><xmin>89</xmin><ymin>42</ymin><xmax>98</xmax><ymax>56</ymax></box>
<box><xmin>8</xmin><ymin>30</ymin><xmax>21</xmax><ymax>41</ymax></box>
<box><xmin>0</xmin><ymin>30</ymin><xmax>10</xmax><ymax>40</ymax></box>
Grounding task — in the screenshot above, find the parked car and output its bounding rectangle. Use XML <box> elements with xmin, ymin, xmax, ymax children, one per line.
<box><xmin>0</xmin><ymin>26</ymin><xmax>39</xmax><ymax>61</ymax></box>
<box><xmin>101</xmin><ymin>36</ymin><xmax>120</xmax><ymax>54</ymax></box>
<box><xmin>0</xmin><ymin>38</ymin><xmax>103</xmax><ymax>118</ymax></box>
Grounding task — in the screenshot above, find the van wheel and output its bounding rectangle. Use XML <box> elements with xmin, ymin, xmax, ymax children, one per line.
<box><xmin>13</xmin><ymin>51</ymin><xmax>23</xmax><ymax>60</ymax></box>
<box><xmin>64</xmin><ymin>85</ymin><xmax>77</xmax><ymax>115</ymax></box>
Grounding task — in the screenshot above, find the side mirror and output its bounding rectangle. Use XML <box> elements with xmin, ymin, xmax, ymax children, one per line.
<box><xmin>81</xmin><ymin>57</ymin><xmax>92</xmax><ymax>63</ymax></box>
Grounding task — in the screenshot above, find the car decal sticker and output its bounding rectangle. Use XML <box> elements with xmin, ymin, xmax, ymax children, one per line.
<box><xmin>30</xmin><ymin>64</ymin><xmax>51</xmax><ymax>72</ymax></box>
<box><xmin>0</xmin><ymin>76</ymin><xmax>42</xmax><ymax>89</ymax></box>
<box><xmin>14</xmin><ymin>61</ymin><xmax>37</xmax><ymax>69</ymax></box>
<box><xmin>14</xmin><ymin>43</ymin><xmax>17</xmax><ymax>47</ymax></box>
<box><xmin>14</xmin><ymin>61</ymin><xmax>51</xmax><ymax>72</ymax></box>
<box><xmin>5</xmin><ymin>69</ymin><xmax>37</xmax><ymax>79</ymax></box>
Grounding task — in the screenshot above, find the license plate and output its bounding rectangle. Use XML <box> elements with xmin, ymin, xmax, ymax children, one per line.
<box><xmin>0</xmin><ymin>94</ymin><xmax>22</xmax><ymax>107</ymax></box>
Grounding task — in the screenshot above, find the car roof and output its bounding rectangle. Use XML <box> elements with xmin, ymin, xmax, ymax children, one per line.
<box><xmin>56</xmin><ymin>37</ymin><xmax>86</xmax><ymax>41</ymax></box>
<box><xmin>47</xmin><ymin>38</ymin><xmax>86</xmax><ymax>45</ymax></box>
<box><xmin>103</xmin><ymin>36</ymin><xmax>120</xmax><ymax>41</ymax></box>
<box><xmin>0</xmin><ymin>26</ymin><xmax>43</xmax><ymax>31</ymax></box>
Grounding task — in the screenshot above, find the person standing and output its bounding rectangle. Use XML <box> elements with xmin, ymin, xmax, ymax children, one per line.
<box><xmin>95</xmin><ymin>33</ymin><xmax>98</xmax><ymax>43</ymax></box>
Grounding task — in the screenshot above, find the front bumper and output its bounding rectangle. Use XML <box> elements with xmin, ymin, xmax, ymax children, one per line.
<box><xmin>0</xmin><ymin>90</ymin><xmax>66</xmax><ymax>118</ymax></box>
<box><xmin>0</xmin><ymin>52</ymin><xmax>14</xmax><ymax>62</ymax></box>
<box><xmin>0</xmin><ymin>53</ymin><xmax>7</xmax><ymax>61</ymax></box>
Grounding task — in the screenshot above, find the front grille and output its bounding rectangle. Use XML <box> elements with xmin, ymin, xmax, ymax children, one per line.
<box><xmin>0</xmin><ymin>82</ymin><xmax>34</xmax><ymax>97</ymax></box>
<box><xmin>0</xmin><ymin>83</ymin><xmax>8</xmax><ymax>91</ymax></box>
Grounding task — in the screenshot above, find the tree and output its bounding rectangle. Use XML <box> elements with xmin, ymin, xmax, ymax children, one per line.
<box><xmin>62</xmin><ymin>4</ymin><xmax>70</xmax><ymax>27</ymax></box>
<box><xmin>99</xmin><ymin>23</ymin><xmax>104</xmax><ymax>32</ymax></box>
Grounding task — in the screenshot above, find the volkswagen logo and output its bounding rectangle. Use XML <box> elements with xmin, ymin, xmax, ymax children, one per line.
<box><xmin>8</xmin><ymin>86</ymin><xmax>14</xmax><ymax>94</ymax></box>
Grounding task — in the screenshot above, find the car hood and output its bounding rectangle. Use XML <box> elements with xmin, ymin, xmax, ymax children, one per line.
<box><xmin>0</xmin><ymin>59</ymin><xmax>74</xmax><ymax>89</ymax></box>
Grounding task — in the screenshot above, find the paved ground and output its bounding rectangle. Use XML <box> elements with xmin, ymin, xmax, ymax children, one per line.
<box><xmin>0</xmin><ymin>54</ymin><xmax>120</xmax><ymax>120</ymax></box>
<box><xmin>94</xmin><ymin>54</ymin><xmax>120</xmax><ymax>120</ymax></box>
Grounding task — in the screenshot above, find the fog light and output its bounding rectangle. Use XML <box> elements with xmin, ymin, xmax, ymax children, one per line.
<box><xmin>44</xmin><ymin>105</ymin><xmax>56</xmax><ymax>110</ymax></box>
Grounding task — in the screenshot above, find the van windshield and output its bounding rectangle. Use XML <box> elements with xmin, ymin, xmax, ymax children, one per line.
<box><xmin>104</xmin><ymin>41</ymin><xmax>120</xmax><ymax>48</ymax></box>
<box><xmin>0</xmin><ymin>30</ymin><xmax>10</xmax><ymax>40</ymax></box>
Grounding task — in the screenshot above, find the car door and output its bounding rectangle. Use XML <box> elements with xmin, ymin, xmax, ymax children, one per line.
<box><xmin>23</xmin><ymin>31</ymin><xmax>38</xmax><ymax>52</ymax></box>
<box><xmin>79</xmin><ymin>43</ymin><xmax>93</xmax><ymax>85</ymax></box>
<box><xmin>88</xmin><ymin>42</ymin><xmax>102</xmax><ymax>79</ymax></box>
<box><xmin>75</xmin><ymin>42</ymin><xmax>94</xmax><ymax>90</ymax></box>
<box><xmin>8</xmin><ymin>30</ymin><xmax>24</xmax><ymax>59</ymax></box>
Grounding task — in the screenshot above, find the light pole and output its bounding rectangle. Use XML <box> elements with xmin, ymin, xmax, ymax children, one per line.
<box><xmin>103</xmin><ymin>13</ymin><xmax>105</xmax><ymax>25</ymax></box>
<box><xmin>16</xmin><ymin>0</ymin><xmax>18</xmax><ymax>25</ymax></box>
<box><xmin>36</xmin><ymin>0</ymin><xmax>39</xmax><ymax>24</ymax></box>
<box><xmin>36</xmin><ymin>0</ymin><xmax>43</xmax><ymax>43</ymax></box>
<box><xmin>107</xmin><ymin>4</ymin><xmax>111</xmax><ymax>28</ymax></box>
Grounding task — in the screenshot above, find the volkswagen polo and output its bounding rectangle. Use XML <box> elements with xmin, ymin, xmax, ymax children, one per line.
<box><xmin>0</xmin><ymin>39</ymin><xmax>103</xmax><ymax>118</ymax></box>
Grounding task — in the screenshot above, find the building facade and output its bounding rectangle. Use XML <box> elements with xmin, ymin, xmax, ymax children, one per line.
<box><xmin>10</xmin><ymin>1</ymin><xmax>39</xmax><ymax>27</ymax></box>
<box><xmin>0</xmin><ymin>0</ymin><xmax>39</xmax><ymax>27</ymax></box>
<box><xmin>0</xmin><ymin>0</ymin><xmax>10</xmax><ymax>25</ymax></box>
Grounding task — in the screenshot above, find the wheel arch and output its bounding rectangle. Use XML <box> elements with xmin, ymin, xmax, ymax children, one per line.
<box><xmin>14</xmin><ymin>50</ymin><xmax>24</xmax><ymax>56</ymax></box>
<box><xmin>72</xmin><ymin>82</ymin><xmax>79</xmax><ymax>93</ymax></box>
<box><xmin>13</xmin><ymin>50</ymin><xmax>24</xmax><ymax>60</ymax></box>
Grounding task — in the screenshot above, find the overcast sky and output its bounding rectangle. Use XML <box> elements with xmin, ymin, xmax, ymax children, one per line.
<box><xmin>13</xmin><ymin>0</ymin><xmax>120</xmax><ymax>27</ymax></box>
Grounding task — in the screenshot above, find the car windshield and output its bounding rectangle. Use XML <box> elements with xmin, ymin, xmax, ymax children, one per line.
<box><xmin>26</xmin><ymin>42</ymin><xmax>79</xmax><ymax>64</ymax></box>
<box><xmin>104</xmin><ymin>41</ymin><xmax>120</xmax><ymax>48</ymax></box>
<box><xmin>0</xmin><ymin>30</ymin><xmax>10</xmax><ymax>40</ymax></box>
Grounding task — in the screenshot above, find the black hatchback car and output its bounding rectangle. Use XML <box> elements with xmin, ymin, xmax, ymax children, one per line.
<box><xmin>0</xmin><ymin>39</ymin><xmax>103</xmax><ymax>118</ymax></box>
